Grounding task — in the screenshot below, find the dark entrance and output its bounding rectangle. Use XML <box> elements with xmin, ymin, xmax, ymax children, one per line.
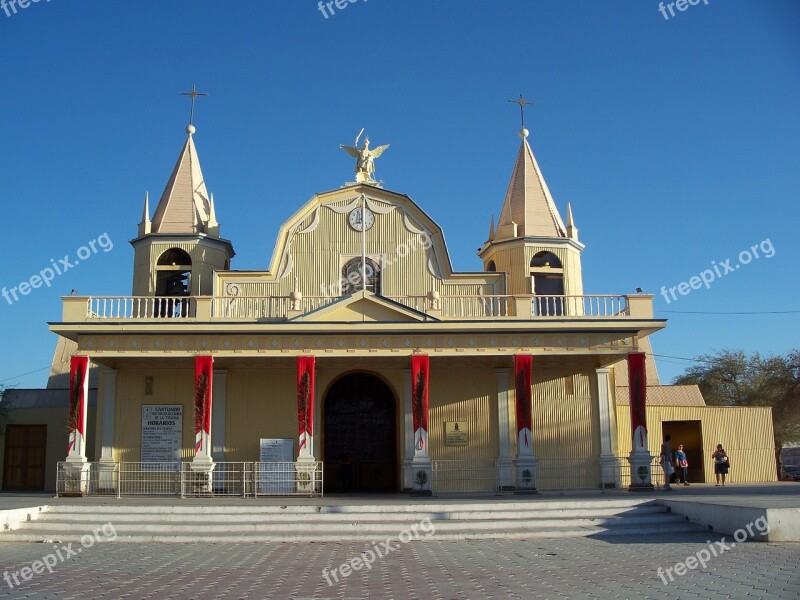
<box><xmin>3</xmin><ymin>425</ymin><xmax>47</xmax><ymax>491</ymax></box>
<box><xmin>662</xmin><ymin>420</ymin><xmax>704</xmax><ymax>483</ymax></box>
<box><xmin>324</xmin><ymin>373</ymin><xmax>397</xmax><ymax>492</ymax></box>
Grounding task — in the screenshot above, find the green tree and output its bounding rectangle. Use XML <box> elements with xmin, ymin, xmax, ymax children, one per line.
<box><xmin>673</xmin><ymin>349</ymin><xmax>800</xmax><ymax>477</ymax></box>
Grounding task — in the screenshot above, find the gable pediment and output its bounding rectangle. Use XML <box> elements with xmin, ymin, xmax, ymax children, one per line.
<box><xmin>292</xmin><ymin>291</ymin><xmax>435</xmax><ymax>323</ymax></box>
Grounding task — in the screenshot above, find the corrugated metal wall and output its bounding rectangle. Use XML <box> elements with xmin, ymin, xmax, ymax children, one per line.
<box><xmin>428</xmin><ymin>366</ymin><xmax>497</xmax><ymax>461</ymax></box>
<box><xmin>225</xmin><ymin>368</ymin><xmax>297</xmax><ymax>461</ymax></box>
<box><xmin>530</xmin><ymin>371</ymin><xmax>599</xmax><ymax>458</ymax></box>
<box><xmin>114</xmin><ymin>368</ymin><xmax>196</xmax><ymax>462</ymax></box>
<box><xmin>217</xmin><ymin>197</ymin><xmax>498</xmax><ymax>299</ymax></box>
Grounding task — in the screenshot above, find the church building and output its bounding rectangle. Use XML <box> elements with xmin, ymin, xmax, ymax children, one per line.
<box><xmin>4</xmin><ymin>101</ymin><xmax>776</xmax><ymax>495</ymax></box>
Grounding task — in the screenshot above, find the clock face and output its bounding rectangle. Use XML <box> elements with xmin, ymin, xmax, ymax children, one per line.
<box><xmin>348</xmin><ymin>207</ymin><xmax>375</xmax><ymax>231</ymax></box>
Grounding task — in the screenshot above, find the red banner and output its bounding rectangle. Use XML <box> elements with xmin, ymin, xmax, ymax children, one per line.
<box><xmin>411</xmin><ymin>354</ymin><xmax>429</xmax><ymax>434</ymax></box>
<box><xmin>194</xmin><ymin>356</ymin><xmax>213</xmax><ymax>452</ymax></box>
<box><xmin>297</xmin><ymin>356</ymin><xmax>316</xmax><ymax>450</ymax></box>
<box><xmin>67</xmin><ymin>355</ymin><xmax>89</xmax><ymax>453</ymax></box>
<box><xmin>515</xmin><ymin>354</ymin><xmax>533</xmax><ymax>434</ymax></box>
<box><xmin>628</xmin><ymin>352</ymin><xmax>648</xmax><ymax>449</ymax></box>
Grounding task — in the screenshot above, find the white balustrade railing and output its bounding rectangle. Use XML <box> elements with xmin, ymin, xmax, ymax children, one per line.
<box><xmin>80</xmin><ymin>294</ymin><xmax>633</xmax><ymax>321</ymax></box>
<box><xmin>87</xmin><ymin>296</ymin><xmax>196</xmax><ymax>319</ymax></box>
<box><xmin>383</xmin><ymin>295</ymin><xmax>428</xmax><ymax>313</ymax></box>
<box><xmin>213</xmin><ymin>296</ymin><xmax>290</xmax><ymax>320</ymax></box>
<box><xmin>532</xmin><ymin>295</ymin><xmax>629</xmax><ymax>318</ymax></box>
<box><xmin>440</xmin><ymin>295</ymin><xmax>512</xmax><ymax>319</ymax></box>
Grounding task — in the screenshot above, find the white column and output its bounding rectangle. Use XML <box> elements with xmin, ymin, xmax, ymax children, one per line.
<box><xmin>495</xmin><ymin>368</ymin><xmax>514</xmax><ymax>489</ymax></box>
<box><xmin>211</xmin><ymin>370</ymin><xmax>228</xmax><ymax>462</ymax></box>
<box><xmin>99</xmin><ymin>369</ymin><xmax>117</xmax><ymax>463</ymax></box>
<box><xmin>95</xmin><ymin>369</ymin><xmax>118</xmax><ymax>492</ymax></box>
<box><xmin>402</xmin><ymin>369</ymin><xmax>415</xmax><ymax>491</ymax></box>
<box><xmin>595</xmin><ymin>368</ymin><xmax>619</xmax><ymax>488</ymax></box>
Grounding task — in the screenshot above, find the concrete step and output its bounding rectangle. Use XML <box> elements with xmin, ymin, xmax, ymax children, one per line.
<box><xmin>40</xmin><ymin>498</ymin><xmax>650</xmax><ymax>514</ymax></box>
<box><xmin>0</xmin><ymin>522</ymin><xmax>706</xmax><ymax>544</ymax></box>
<box><xmin>19</xmin><ymin>513</ymin><xmax>685</xmax><ymax>534</ymax></box>
<box><xmin>37</xmin><ymin>505</ymin><xmax>666</xmax><ymax>523</ymax></box>
<box><xmin>1</xmin><ymin>499</ymin><xmax>704</xmax><ymax>543</ymax></box>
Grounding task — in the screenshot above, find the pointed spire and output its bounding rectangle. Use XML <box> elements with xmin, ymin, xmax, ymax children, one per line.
<box><xmin>566</xmin><ymin>202</ymin><xmax>579</xmax><ymax>241</ymax></box>
<box><xmin>495</xmin><ymin>128</ymin><xmax>567</xmax><ymax>240</ymax></box>
<box><xmin>137</xmin><ymin>192</ymin><xmax>151</xmax><ymax>237</ymax></box>
<box><xmin>151</xmin><ymin>125</ymin><xmax>213</xmax><ymax>235</ymax></box>
<box><xmin>488</xmin><ymin>215</ymin><xmax>496</xmax><ymax>241</ymax></box>
<box><xmin>207</xmin><ymin>192</ymin><xmax>220</xmax><ymax>237</ymax></box>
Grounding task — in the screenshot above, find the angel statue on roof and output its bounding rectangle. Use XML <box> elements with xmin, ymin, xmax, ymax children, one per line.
<box><xmin>340</xmin><ymin>129</ymin><xmax>389</xmax><ymax>183</ymax></box>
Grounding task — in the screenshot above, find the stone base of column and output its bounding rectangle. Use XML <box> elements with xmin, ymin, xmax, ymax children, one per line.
<box><xmin>514</xmin><ymin>456</ymin><xmax>538</xmax><ymax>493</ymax></box>
<box><xmin>599</xmin><ymin>455</ymin><xmax>620</xmax><ymax>489</ymax></box>
<box><xmin>402</xmin><ymin>460</ymin><xmax>415</xmax><ymax>493</ymax></box>
<box><xmin>187</xmin><ymin>456</ymin><xmax>215</xmax><ymax>495</ymax></box>
<box><xmin>628</xmin><ymin>451</ymin><xmax>655</xmax><ymax>491</ymax></box>
<box><xmin>410</xmin><ymin>458</ymin><xmax>432</xmax><ymax>496</ymax></box>
<box><xmin>296</xmin><ymin>456</ymin><xmax>319</xmax><ymax>495</ymax></box>
<box><xmin>62</xmin><ymin>458</ymin><xmax>91</xmax><ymax>496</ymax></box>
<box><xmin>496</xmin><ymin>457</ymin><xmax>514</xmax><ymax>491</ymax></box>
<box><xmin>95</xmin><ymin>460</ymin><xmax>118</xmax><ymax>494</ymax></box>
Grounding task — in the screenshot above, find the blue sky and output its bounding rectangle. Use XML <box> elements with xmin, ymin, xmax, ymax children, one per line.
<box><xmin>1</xmin><ymin>0</ymin><xmax>798</xmax><ymax>388</ymax></box>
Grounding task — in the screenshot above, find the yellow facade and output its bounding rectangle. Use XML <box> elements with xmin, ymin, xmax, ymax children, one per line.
<box><xmin>12</xmin><ymin>124</ymin><xmax>772</xmax><ymax>496</ymax></box>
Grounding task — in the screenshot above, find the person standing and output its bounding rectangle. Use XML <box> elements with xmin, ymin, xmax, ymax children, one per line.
<box><xmin>660</xmin><ymin>434</ymin><xmax>675</xmax><ymax>491</ymax></box>
<box><xmin>712</xmin><ymin>443</ymin><xmax>730</xmax><ymax>486</ymax></box>
<box><xmin>675</xmin><ymin>444</ymin><xmax>689</xmax><ymax>486</ymax></box>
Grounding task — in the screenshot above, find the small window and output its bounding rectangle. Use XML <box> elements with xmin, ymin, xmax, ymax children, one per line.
<box><xmin>530</xmin><ymin>251</ymin><xmax>562</xmax><ymax>269</ymax></box>
<box><xmin>341</xmin><ymin>257</ymin><xmax>381</xmax><ymax>295</ymax></box>
<box><xmin>531</xmin><ymin>251</ymin><xmax>565</xmax><ymax>314</ymax></box>
<box><xmin>487</xmin><ymin>260</ymin><xmax>496</xmax><ymax>272</ymax></box>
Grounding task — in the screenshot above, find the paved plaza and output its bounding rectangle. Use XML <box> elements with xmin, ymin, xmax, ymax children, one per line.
<box><xmin>0</xmin><ymin>533</ymin><xmax>797</xmax><ymax>600</ymax></box>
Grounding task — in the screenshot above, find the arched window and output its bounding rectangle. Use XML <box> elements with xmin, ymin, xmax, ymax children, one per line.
<box><xmin>341</xmin><ymin>257</ymin><xmax>381</xmax><ymax>295</ymax></box>
<box><xmin>530</xmin><ymin>251</ymin><xmax>565</xmax><ymax>315</ymax></box>
<box><xmin>155</xmin><ymin>248</ymin><xmax>192</xmax><ymax>317</ymax></box>
<box><xmin>487</xmin><ymin>260</ymin><xmax>496</xmax><ymax>272</ymax></box>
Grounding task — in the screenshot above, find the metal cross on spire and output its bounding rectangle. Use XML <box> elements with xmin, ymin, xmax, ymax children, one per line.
<box><xmin>180</xmin><ymin>84</ymin><xmax>208</xmax><ymax>126</ymax></box>
<box><xmin>508</xmin><ymin>93</ymin><xmax>535</xmax><ymax>129</ymax></box>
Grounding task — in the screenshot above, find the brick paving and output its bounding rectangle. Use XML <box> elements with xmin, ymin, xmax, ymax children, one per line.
<box><xmin>0</xmin><ymin>533</ymin><xmax>797</xmax><ymax>599</ymax></box>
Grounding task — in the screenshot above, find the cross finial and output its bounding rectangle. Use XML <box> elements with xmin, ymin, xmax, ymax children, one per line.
<box><xmin>180</xmin><ymin>84</ymin><xmax>208</xmax><ymax>127</ymax></box>
<box><xmin>508</xmin><ymin>93</ymin><xmax>535</xmax><ymax>130</ymax></box>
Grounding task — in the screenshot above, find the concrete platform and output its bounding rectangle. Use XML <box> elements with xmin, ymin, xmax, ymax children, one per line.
<box><xmin>1</xmin><ymin>482</ymin><xmax>798</xmax><ymax>543</ymax></box>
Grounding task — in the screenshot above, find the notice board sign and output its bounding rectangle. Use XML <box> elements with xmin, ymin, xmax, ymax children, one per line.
<box><xmin>141</xmin><ymin>405</ymin><xmax>183</xmax><ymax>467</ymax></box>
<box><xmin>258</xmin><ymin>438</ymin><xmax>294</xmax><ymax>493</ymax></box>
<box><xmin>445</xmin><ymin>421</ymin><xmax>469</xmax><ymax>446</ymax></box>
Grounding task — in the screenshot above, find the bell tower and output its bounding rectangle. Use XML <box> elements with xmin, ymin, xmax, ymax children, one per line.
<box><xmin>131</xmin><ymin>94</ymin><xmax>234</xmax><ymax>298</ymax></box>
<box><xmin>478</xmin><ymin>99</ymin><xmax>584</xmax><ymax>299</ymax></box>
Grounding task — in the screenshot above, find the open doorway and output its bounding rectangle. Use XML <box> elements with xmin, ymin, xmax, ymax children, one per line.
<box><xmin>662</xmin><ymin>420</ymin><xmax>704</xmax><ymax>483</ymax></box>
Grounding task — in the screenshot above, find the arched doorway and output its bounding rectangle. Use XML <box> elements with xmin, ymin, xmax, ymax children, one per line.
<box><xmin>324</xmin><ymin>373</ymin><xmax>397</xmax><ymax>493</ymax></box>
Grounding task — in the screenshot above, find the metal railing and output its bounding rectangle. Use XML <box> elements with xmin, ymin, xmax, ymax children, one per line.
<box><xmin>57</xmin><ymin>458</ymin><xmax>670</xmax><ymax>497</ymax></box>
<box><xmin>252</xmin><ymin>461</ymin><xmax>323</xmax><ymax>497</ymax></box>
<box><xmin>429</xmin><ymin>456</ymin><xmax>667</xmax><ymax>494</ymax></box>
<box><xmin>87</xmin><ymin>296</ymin><xmax>196</xmax><ymax>319</ymax></box>
<box><xmin>431</xmin><ymin>460</ymin><xmax>503</xmax><ymax>494</ymax></box>
<box><xmin>535</xmin><ymin>458</ymin><xmax>603</xmax><ymax>491</ymax></box>
<box><xmin>56</xmin><ymin>461</ymin><xmax>324</xmax><ymax>498</ymax></box>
